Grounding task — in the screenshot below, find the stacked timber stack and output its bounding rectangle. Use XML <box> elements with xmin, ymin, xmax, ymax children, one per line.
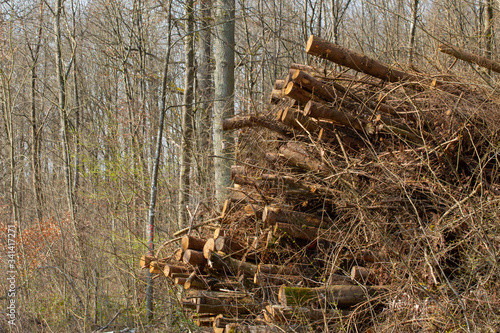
<box><xmin>141</xmin><ymin>36</ymin><xmax>500</xmax><ymax>332</ymax></box>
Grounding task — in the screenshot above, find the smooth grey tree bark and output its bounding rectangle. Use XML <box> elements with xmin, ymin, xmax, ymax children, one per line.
<box><xmin>213</xmin><ymin>0</ymin><xmax>235</xmax><ymax>203</ymax></box>
<box><xmin>178</xmin><ymin>0</ymin><xmax>196</xmax><ymax>228</ymax></box>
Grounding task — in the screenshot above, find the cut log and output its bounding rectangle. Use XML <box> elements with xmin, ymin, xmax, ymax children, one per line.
<box><xmin>326</xmin><ymin>273</ymin><xmax>355</xmax><ymax>286</ymax></box>
<box><xmin>280</xmin><ymin>107</ymin><xmax>319</xmax><ymax>133</ymax></box>
<box><xmin>194</xmin><ymin>291</ymin><xmax>261</xmax><ymax>315</ymax></box>
<box><xmin>140</xmin><ymin>255</ymin><xmax>155</xmax><ymax>269</ymax></box>
<box><xmin>209</xmin><ymin>251</ymin><xmax>258</xmax><ymax>277</ymax></box>
<box><xmin>273</xmin><ymin>222</ymin><xmax>329</xmax><ymax>241</ymax></box>
<box><xmin>264</xmin><ymin>304</ymin><xmax>349</xmax><ymax>322</ymax></box>
<box><xmin>282</xmin><ymin>68</ymin><xmax>295</xmax><ymax>90</ymax></box>
<box><xmin>174</xmin><ymin>248</ymin><xmax>184</xmax><ymax>262</ymax></box>
<box><xmin>171</xmin><ymin>272</ymin><xmax>190</xmax><ymax>279</ymax></box>
<box><xmin>291</xmin><ymin>69</ymin><xmax>338</xmax><ymax>102</ymax></box>
<box><xmin>195</xmin><ymin>316</ymin><xmax>213</xmax><ymax>327</ymax></box>
<box><xmin>213</xmin><ymin>227</ymin><xmax>227</xmax><ymax>239</ymax></box>
<box><xmin>284</xmin><ymin>81</ymin><xmax>323</xmax><ymax>106</ymax></box>
<box><xmin>203</xmin><ymin>238</ymin><xmax>215</xmax><ymax>259</ymax></box>
<box><xmin>278</xmin><ymin>285</ymin><xmax>387</xmax><ymax>307</ymax></box>
<box><xmin>195</xmin><ymin>290</ymin><xmax>253</xmax><ymax>306</ymax></box>
<box><xmin>215</xmin><ymin>236</ymin><xmax>245</xmax><ymax>254</ymax></box>
<box><xmin>278</xmin><ymin>141</ymin><xmax>325</xmax><ymax>174</ymax></box>
<box><xmin>262</xmin><ymin>206</ymin><xmax>332</xmax><ymax>228</ymax></box>
<box><xmin>149</xmin><ymin>261</ymin><xmax>165</xmax><ymax>275</ymax></box>
<box><xmin>253</xmin><ymin>272</ymin><xmax>302</xmax><ymax>286</ymax></box>
<box><xmin>183</xmin><ymin>249</ymin><xmax>207</xmax><ymax>266</ymax></box>
<box><xmin>306</xmin><ymin>35</ymin><xmax>418</xmax><ymax>82</ymax></box>
<box><xmin>232</xmin><ymin>170</ymin><xmax>341</xmax><ymax>199</ymax></box>
<box><xmin>274</xmin><ymin>79</ymin><xmax>285</xmax><ymax>90</ymax></box>
<box><xmin>350</xmin><ymin>266</ymin><xmax>377</xmax><ymax>284</ymax></box>
<box><xmin>221</xmin><ymin>199</ymin><xmax>240</xmax><ymax>219</ymax></box>
<box><xmin>304</xmin><ymin>100</ymin><xmax>374</xmax><ymax>134</ymax></box>
<box><xmin>222</xmin><ymin>115</ymin><xmax>288</xmax><ymax>136</ymax></box>
<box><xmin>269</xmin><ymin>89</ymin><xmax>284</xmax><ymax>104</ymax></box>
<box><xmin>164</xmin><ymin>264</ymin><xmax>190</xmax><ymax>277</ymax></box>
<box><xmin>257</xmin><ymin>263</ymin><xmax>303</xmax><ymax>275</ymax></box>
<box><xmin>174</xmin><ymin>277</ymin><xmax>188</xmax><ymax>285</ymax></box>
<box><xmin>439</xmin><ymin>44</ymin><xmax>500</xmax><ymax>74</ymax></box>
<box><xmin>184</xmin><ymin>278</ymin><xmax>208</xmax><ymax>290</ymax></box>
<box><xmin>224</xmin><ymin>323</ymin><xmax>283</xmax><ymax>333</ymax></box>
<box><xmin>181</xmin><ymin>235</ymin><xmax>206</xmax><ymax>251</ymax></box>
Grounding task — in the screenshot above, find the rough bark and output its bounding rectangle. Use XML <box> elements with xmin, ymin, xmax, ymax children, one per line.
<box><xmin>273</xmin><ymin>222</ymin><xmax>329</xmax><ymax>241</ymax></box>
<box><xmin>183</xmin><ymin>249</ymin><xmax>208</xmax><ymax>266</ymax></box>
<box><xmin>262</xmin><ymin>206</ymin><xmax>333</xmax><ymax>228</ymax></box>
<box><xmin>223</xmin><ymin>115</ymin><xmax>289</xmax><ymax>136</ymax></box>
<box><xmin>439</xmin><ymin>44</ymin><xmax>500</xmax><ymax>74</ymax></box>
<box><xmin>265</xmin><ymin>304</ymin><xmax>349</xmax><ymax>322</ymax></box>
<box><xmin>278</xmin><ymin>141</ymin><xmax>326</xmax><ymax>174</ymax></box>
<box><xmin>198</xmin><ymin>0</ymin><xmax>213</xmax><ymax>198</ymax></box>
<box><xmin>291</xmin><ymin>69</ymin><xmax>338</xmax><ymax>102</ymax></box>
<box><xmin>181</xmin><ymin>234</ymin><xmax>206</xmax><ymax>251</ymax></box>
<box><xmin>208</xmin><ymin>251</ymin><xmax>258</xmax><ymax>277</ymax></box>
<box><xmin>164</xmin><ymin>265</ymin><xmax>190</xmax><ymax>277</ymax></box>
<box><xmin>306</xmin><ymin>35</ymin><xmax>418</xmax><ymax>82</ymax></box>
<box><xmin>278</xmin><ymin>285</ymin><xmax>387</xmax><ymax>307</ymax></box>
<box><xmin>280</xmin><ymin>107</ymin><xmax>319</xmax><ymax>133</ymax></box>
<box><xmin>304</xmin><ymin>101</ymin><xmax>374</xmax><ymax>134</ymax></box>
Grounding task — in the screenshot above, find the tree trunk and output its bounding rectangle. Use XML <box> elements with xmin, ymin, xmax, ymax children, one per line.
<box><xmin>146</xmin><ymin>0</ymin><xmax>173</xmax><ymax>321</ymax></box>
<box><xmin>198</xmin><ymin>0</ymin><xmax>213</xmax><ymax>202</ymax></box>
<box><xmin>262</xmin><ymin>206</ymin><xmax>333</xmax><ymax>228</ymax></box>
<box><xmin>178</xmin><ymin>0</ymin><xmax>195</xmax><ymax>228</ymax></box>
<box><xmin>439</xmin><ymin>44</ymin><xmax>500</xmax><ymax>73</ymax></box>
<box><xmin>306</xmin><ymin>35</ymin><xmax>417</xmax><ymax>82</ymax></box>
<box><xmin>54</xmin><ymin>0</ymin><xmax>76</xmax><ymax>229</ymax></box>
<box><xmin>484</xmin><ymin>0</ymin><xmax>494</xmax><ymax>68</ymax></box>
<box><xmin>408</xmin><ymin>0</ymin><xmax>419</xmax><ymax>67</ymax></box>
<box><xmin>214</xmin><ymin>0</ymin><xmax>235</xmax><ymax>203</ymax></box>
<box><xmin>278</xmin><ymin>285</ymin><xmax>387</xmax><ymax>307</ymax></box>
<box><xmin>181</xmin><ymin>234</ymin><xmax>206</xmax><ymax>251</ymax></box>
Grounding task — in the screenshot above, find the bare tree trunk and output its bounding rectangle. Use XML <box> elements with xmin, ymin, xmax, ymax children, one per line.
<box><xmin>28</xmin><ymin>2</ymin><xmax>44</xmax><ymax>223</ymax></box>
<box><xmin>146</xmin><ymin>0</ymin><xmax>173</xmax><ymax>321</ymax></box>
<box><xmin>484</xmin><ymin>0</ymin><xmax>494</xmax><ymax>75</ymax></box>
<box><xmin>408</xmin><ymin>0</ymin><xmax>419</xmax><ymax>67</ymax></box>
<box><xmin>54</xmin><ymin>0</ymin><xmax>76</xmax><ymax>226</ymax></box>
<box><xmin>71</xmin><ymin>0</ymin><xmax>81</xmax><ymax>197</ymax></box>
<box><xmin>179</xmin><ymin>0</ymin><xmax>196</xmax><ymax>228</ymax></box>
<box><xmin>197</xmin><ymin>0</ymin><xmax>213</xmax><ymax>202</ymax></box>
<box><xmin>214</xmin><ymin>0</ymin><xmax>235</xmax><ymax>203</ymax></box>
<box><xmin>1</xmin><ymin>78</ymin><xmax>19</xmax><ymax>225</ymax></box>
<box><xmin>330</xmin><ymin>0</ymin><xmax>352</xmax><ymax>45</ymax></box>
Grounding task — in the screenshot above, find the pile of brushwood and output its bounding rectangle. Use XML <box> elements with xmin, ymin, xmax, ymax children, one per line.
<box><xmin>141</xmin><ymin>36</ymin><xmax>500</xmax><ymax>332</ymax></box>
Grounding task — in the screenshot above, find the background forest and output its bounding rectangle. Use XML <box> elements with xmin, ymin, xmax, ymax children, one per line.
<box><xmin>1</xmin><ymin>0</ymin><xmax>499</xmax><ymax>332</ymax></box>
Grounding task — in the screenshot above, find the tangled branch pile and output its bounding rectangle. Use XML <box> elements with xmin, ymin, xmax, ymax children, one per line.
<box><xmin>142</xmin><ymin>36</ymin><xmax>500</xmax><ymax>332</ymax></box>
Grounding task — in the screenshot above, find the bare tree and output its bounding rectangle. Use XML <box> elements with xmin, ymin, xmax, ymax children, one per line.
<box><xmin>409</xmin><ymin>0</ymin><xmax>420</xmax><ymax>67</ymax></box>
<box><xmin>178</xmin><ymin>0</ymin><xmax>195</xmax><ymax>228</ymax></box>
<box><xmin>197</xmin><ymin>0</ymin><xmax>213</xmax><ymax>202</ymax></box>
<box><xmin>146</xmin><ymin>0</ymin><xmax>173</xmax><ymax>321</ymax></box>
<box><xmin>214</xmin><ymin>0</ymin><xmax>235</xmax><ymax>203</ymax></box>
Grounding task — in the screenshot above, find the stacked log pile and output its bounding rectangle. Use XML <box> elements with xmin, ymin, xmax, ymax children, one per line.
<box><xmin>141</xmin><ymin>36</ymin><xmax>500</xmax><ymax>332</ymax></box>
